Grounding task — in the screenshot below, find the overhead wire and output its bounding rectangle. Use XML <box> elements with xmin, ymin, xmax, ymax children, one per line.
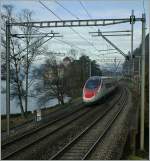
<box><xmin>54</xmin><ymin>0</ymin><xmax>80</xmax><ymax>20</ymax></box>
<box><xmin>78</xmin><ymin>0</ymin><xmax>99</xmax><ymax>32</ymax></box>
<box><xmin>38</xmin><ymin>0</ymin><xmax>86</xmax><ymax>52</ymax></box>
<box><xmin>39</xmin><ymin>0</ymin><xmax>99</xmax><ymax>53</ymax></box>
<box><xmin>79</xmin><ymin>0</ymin><xmax>124</xmax><ymax>61</ymax></box>
<box><xmin>38</xmin><ymin>0</ymin><xmax>61</xmax><ymax>20</ymax></box>
<box><xmin>78</xmin><ymin>0</ymin><xmax>100</xmax><ymax>58</ymax></box>
<box><xmin>9</xmin><ymin>0</ymin><xmax>86</xmax><ymax>56</ymax></box>
<box><xmin>55</xmin><ymin>0</ymin><xmax>99</xmax><ymax>51</ymax></box>
<box><xmin>78</xmin><ymin>0</ymin><xmax>113</xmax><ymax>64</ymax></box>
<box><xmin>2</xmin><ymin>12</ymin><xmax>62</xmax><ymax>56</ymax></box>
<box><xmin>54</xmin><ymin>38</ymin><xmax>85</xmax><ymax>51</ymax></box>
<box><xmin>2</xmin><ymin>2</ymin><xmax>93</xmax><ymax>61</ymax></box>
<box><xmin>79</xmin><ymin>0</ymin><xmax>92</xmax><ymax>19</ymax></box>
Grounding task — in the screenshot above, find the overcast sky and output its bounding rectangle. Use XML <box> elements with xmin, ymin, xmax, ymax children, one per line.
<box><xmin>1</xmin><ymin>0</ymin><xmax>149</xmax><ymax>67</ymax></box>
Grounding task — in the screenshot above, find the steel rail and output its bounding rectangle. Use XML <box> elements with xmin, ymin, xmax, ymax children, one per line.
<box><xmin>2</xmin><ymin>103</ymin><xmax>84</xmax><ymax>147</ymax></box>
<box><xmin>2</xmin><ymin>88</ymin><xmax>120</xmax><ymax>160</ymax></box>
<box><xmin>1</xmin><ymin>105</ymin><xmax>92</xmax><ymax>160</ymax></box>
<box><xmin>1</xmin><ymin>101</ymin><xmax>83</xmax><ymax>134</ymax></box>
<box><xmin>50</xmin><ymin>87</ymin><xmax>125</xmax><ymax>160</ymax></box>
<box><xmin>82</xmin><ymin>88</ymin><xmax>128</xmax><ymax>160</ymax></box>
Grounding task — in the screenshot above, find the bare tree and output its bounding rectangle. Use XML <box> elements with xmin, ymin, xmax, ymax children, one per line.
<box><xmin>35</xmin><ymin>54</ymin><xmax>65</xmax><ymax>106</ymax></box>
<box><xmin>1</xmin><ymin>5</ymin><xmax>26</xmax><ymax>117</ymax></box>
<box><xmin>19</xmin><ymin>9</ymin><xmax>45</xmax><ymax>114</ymax></box>
<box><xmin>1</xmin><ymin>6</ymin><xmax>45</xmax><ymax>117</ymax></box>
<box><xmin>1</xmin><ymin>5</ymin><xmax>14</xmax><ymax>64</ymax></box>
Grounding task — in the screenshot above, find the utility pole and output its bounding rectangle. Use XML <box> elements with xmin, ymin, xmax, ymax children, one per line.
<box><xmin>6</xmin><ymin>21</ymin><xmax>11</xmax><ymax>136</ymax></box>
<box><xmin>131</xmin><ymin>10</ymin><xmax>135</xmax><ymax>80</ymax></box>
<box><xmin>114</xmin><ymin>57</ymin><xmax>117</xmax><ymax>79</ymax></box>
<box><xmin>138</xmin><ymin>56</ymin><xmax>141</xmax><ymax>94</ymax></box>
<box><xmin>140</xmin><ymin>13</ymin><xmax>146</xmax><ymax>151</ymax></box>
<box><xmin>5</xmin><ymin>14</ymin><xmax>144</xmax><ymax>137</ymax></box>
<box><xmin>135</xmin><ymin>56</ymin><xmax>141</xmax><ymax>94</ymax></box>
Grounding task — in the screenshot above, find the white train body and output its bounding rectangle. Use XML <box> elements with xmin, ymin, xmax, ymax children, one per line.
<box><xmin>83</xmin><ymin>76</ymin><xmax>117</xmax><ymax>104</ymax></box>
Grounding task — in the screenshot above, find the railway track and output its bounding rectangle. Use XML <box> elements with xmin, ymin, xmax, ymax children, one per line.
<box><xmin>2</xmin><ymin>100</ymin><xmax>83</xmax><ymax>143</ymax></box>
<box><xmin>2</xmin><ymin>93</ymin><xmax>114</xmax><ymax>160</ymax></box>
<box><xmin>50</xmin><ymin>87</ymin><xmax>128</xmax><ymax>160</ymax></box>
<box><xmin>2</xmin><ymin>100</ymin><xmax>84</xmax><ymax>145</ymax></box>
<box><xmin>2</xmin><ymin>87</ymin><xmax>122</xmax><ymax>160</ymax></box>
<box><xmin>1</xmin><ymin>104</ymin><xmax>89</xmax><ymax>160</ymax></box>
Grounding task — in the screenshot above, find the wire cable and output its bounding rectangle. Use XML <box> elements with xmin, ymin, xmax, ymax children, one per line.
<box><xmin>78</xmin><ymin>0</ymin><xmax>98</xmax><ymax>32</ymax></box>
<box><xmin>79</xmin><ymin>0</ymin><xmax>92</xmax><ymax>19</ymax></box>
<box><xmin>54</xmin><ymin>0</ymin><xmax>80</xmax><ymax>20</ymax></box>
<box><xmin>39</xmin><ymin>0</ymin><xmax>61</xmax><ymax>20</ymax></box>
<box><xmin>54</xmin><ymin>38</ymin><xmax>83</xmax><ymax>51</ymax></box>
<box><xmin>39</xmin><ymin>0</ymin><xmax>99</xmax><ymax>53</ymax></box>
<box><xmin>78</xmin><ymin>0</ymin><xmax>106</xmax><ymax>57</ymax></box>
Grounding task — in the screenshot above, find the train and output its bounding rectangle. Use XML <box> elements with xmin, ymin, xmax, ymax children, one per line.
<box><xmin>82</xmin><ymin>76</ymin><xmax>117</xmax><ymax>104</ymax></box>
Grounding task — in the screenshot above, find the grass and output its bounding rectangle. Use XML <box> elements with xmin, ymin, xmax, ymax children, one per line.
<box><xmin>128</xmin><ymin>150</ymin><xmax>149</xmax><ymax>160</ymax></box>
<box><xmin>1</xmin><ymin>97</ymin><xmax>82</xmax><ymax>132</ymax></box>
<box><xmin>1</xmin><ymin>112</ymin><xmax>34</xmax><ymax>132</ymax></box>
<box><xmin>128</xmin><ymin>155</ymin><xmax>144</xmax><ymax>160</ymax></box>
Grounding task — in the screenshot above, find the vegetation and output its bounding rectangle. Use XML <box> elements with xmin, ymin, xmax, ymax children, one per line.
<box><xmin>1</xmin><ymin>5</ymin><xmax>102</xmax><ymax>117</ymax></box>
<box><xmin>128</xmin><ymin>155</ymin><xmax>143</xmax><ymax>160</ymax></box>
<box><xmin>64</xmin><ymin>54</ymin><xmax>102</xmax><ymax>98</ymax></box>
<box><xmin>1</xmin><ymin>97</ymin><xmax>82</xmax><ymax>131</ymax></box>
<box><xmin>122</xmin><ymin>33</ymin><xmax>149</xmax><ymax>127</ymax></box>
<box><xmin>1</xmin><ymin>5</ymin><xmax>47</xmax><ymax>117</ymax></box>
<box><xmin>34</xmin><ymin>52</ymin><xmax>102</xmax><ymax>106</ymax></box>
<box><xmin>133</xmin><ymin>34</ymin><xmax>149</xmax><ymax>128</ymax></box>
<box><xmin>122</xmin><ymin>34</ymin><xmax>149</xmax><ymax>159</ymax></box>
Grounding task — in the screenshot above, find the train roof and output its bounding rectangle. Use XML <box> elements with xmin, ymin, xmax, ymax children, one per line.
<box><xmin>88</xmin><ymin>76</ymin><xmax>114</xmax><ymax>80</ymax></box>
<box><xmin>89</xmin><ymin>76</ymin><xmax>101</xmax><ymax>79</ymax></box>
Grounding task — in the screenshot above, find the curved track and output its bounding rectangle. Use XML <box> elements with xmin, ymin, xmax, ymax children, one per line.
<box><xmin>2</xmin><ymin>101</ymin><xmax>83</xmax><ymax>144</ymax></box>
<box><xmin>2</xmin><ymin>86</ymin><xmax>125</xmax><ymax>160</ymax></box>
<box><xmin>1</xmin><ymin>104</ymin><xmax>89</xmax><ymax>160</ymax></box>
<box><xmin>50</xmin><ymin>87</ymin><xmax>128</xmax><ymax>160</ymax></box>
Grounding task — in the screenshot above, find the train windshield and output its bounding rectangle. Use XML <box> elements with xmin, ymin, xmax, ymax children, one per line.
<box><xmin>85</xmin><ymin>79</ymin><xmax>101</xmax><ymax>89</ymax></box>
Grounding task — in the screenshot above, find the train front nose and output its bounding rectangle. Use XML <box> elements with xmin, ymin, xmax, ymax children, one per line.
<box><xmin>83</xmin><ymin>89</ymin><xmax>97</xmax><ymax>100</ymax></box>
<box><xmin>83</xmin><ymin>77</ymin><xmax>101</xmax><ymax>102</ymax></box>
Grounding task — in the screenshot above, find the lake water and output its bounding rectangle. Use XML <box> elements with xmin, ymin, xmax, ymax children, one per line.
<box><xmin>1</xmin><ymin>80</ymin><xmax>70</xmax><ymax>114</ymax></box>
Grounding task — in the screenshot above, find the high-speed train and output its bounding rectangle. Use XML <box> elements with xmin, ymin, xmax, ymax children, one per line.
<box><xmin>82</xmin><ymin>76</ymin><xmax>117</xmax><ymax>104</ymax></box>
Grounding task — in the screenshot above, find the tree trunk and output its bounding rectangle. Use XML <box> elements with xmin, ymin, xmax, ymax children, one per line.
<box><xmin>15</xmin><ymin>63</ymin><xmax>25</xmax><ymax>118</ymax></box>
<box><xmin>60</xmin><ymin>89</ymin><xmax>64</xmax><ymax>105</ymax></box>
<box><xmin>25</xmin><ymin>40</ymin><xmax>29</xmax><ymax>114</ymax></box>
<box><xmin>17</xmin><ymin>83</ymin><xmax>25</xmax><ymax>118</ymax></box>
<box><xmin>25</xmin><ymin>66</ymin><xmax>28</xmax><ymax>113</ymax></box>
<box><xmin>60</xmin><ymin>98</ymin><xmax>64</xmax><ymax>105</ymax></box>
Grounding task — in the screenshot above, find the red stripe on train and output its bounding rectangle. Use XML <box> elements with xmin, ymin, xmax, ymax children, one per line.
<box><xmin>84</xmin><ymin>88</ymin><xmax>98</xmax><ymax>98</ymax></box>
